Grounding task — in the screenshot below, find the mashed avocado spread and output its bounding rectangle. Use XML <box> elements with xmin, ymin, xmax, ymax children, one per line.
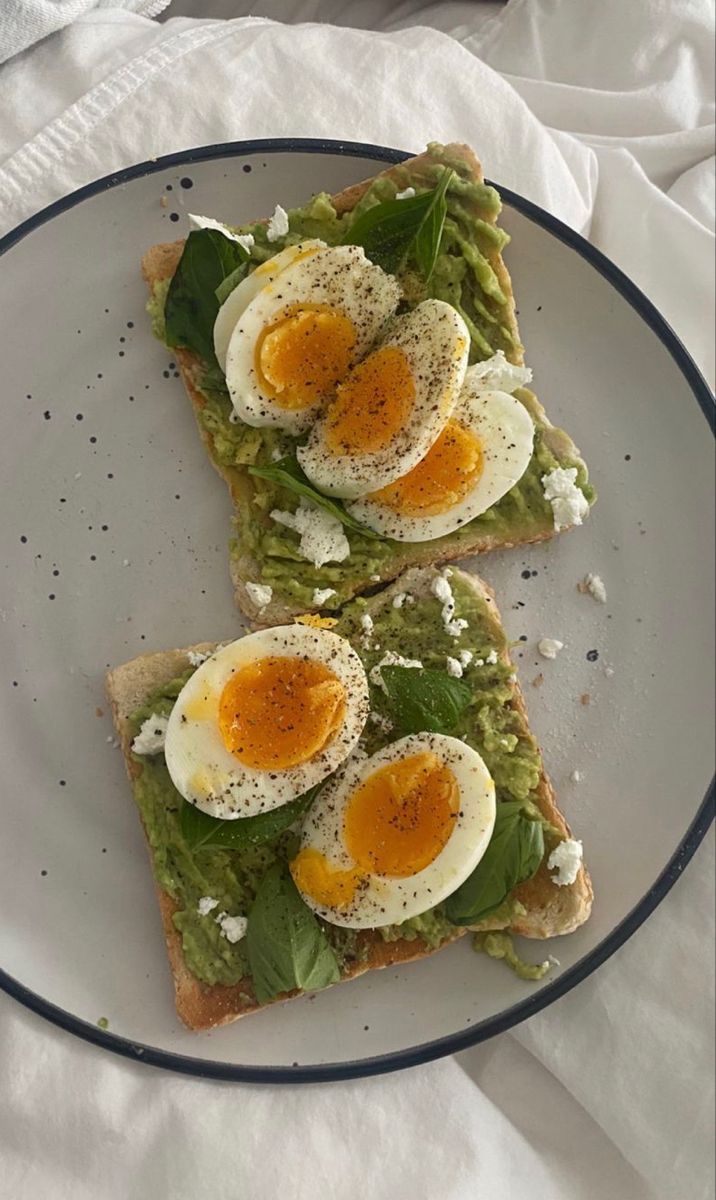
<box><xmin>130</xmin><ymin>577</ymin><xmax>556</xmax><ymax>992</ymax></box>
<box><xmin>148</xmin><ymin>143</ymin><xmax>594</xmax><ymax>611</ymax></box>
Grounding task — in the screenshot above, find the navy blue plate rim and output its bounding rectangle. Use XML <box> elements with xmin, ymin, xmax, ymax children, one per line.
<box><xmin>0</xmin><ymin>137</ymin><xmax>713</xmax><ymax>1084</ymax></box>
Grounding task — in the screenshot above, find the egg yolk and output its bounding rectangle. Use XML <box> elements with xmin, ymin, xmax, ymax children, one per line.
<box><xmin>290</xmin><ymin>751</ymin><xmax>459</xmax><ymax>910</ymax></box>
<box><xmin>324</xmin><ymin>346</ymin><xmax>415</xmax><ymax>455</ymax></box>
<box><xmin>255</xmin><ymin>303</ymin><xmax>356</xmax><ymax>411</ymax></box>
<box><xmin>218</xmin><ymin>655</ymin><xmax>346</xmax><ymax>770</ymax></box>
<box><xmin>371</xmin><ymin>420</ymin><xmax>483</xmax><ymax>516</ymax></box>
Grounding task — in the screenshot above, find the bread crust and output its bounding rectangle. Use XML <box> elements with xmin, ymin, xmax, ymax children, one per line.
<box><xmin>107</xmin><ymin>566</ymin><xmax>592</xmax><ymax>1031</ymax></box>
<box><xmin>141</xmin><ymin>144</ymin><xmax>590</xmax><ymax>624</ymax></box>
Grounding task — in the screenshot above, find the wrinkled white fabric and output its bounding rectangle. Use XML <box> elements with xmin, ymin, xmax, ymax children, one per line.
<box><xmin>0</xmin><ymin>0</ymin><xmax>171</xmax><ymax>65</ymax></box>
<box><xmin>0</xmin><ymin>3</ymin><xmax>713</xmax><ymax>1198</ymax></box>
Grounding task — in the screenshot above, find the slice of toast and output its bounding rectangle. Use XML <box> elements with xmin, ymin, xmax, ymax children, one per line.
<box><xmin>142</xmin><ymin>143</ymin><xmax>593</xmax><ymax>625</ymax></box>
<box><xmin>107</xmin><ymin>566</ymin><xmax>592</xmax><ymax>1031</ymax></box>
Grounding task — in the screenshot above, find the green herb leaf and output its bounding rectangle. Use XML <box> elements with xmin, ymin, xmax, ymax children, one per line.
<box><xmin>164</xmin><ymin>228</ymin><xmax>250</xmax><ymax>364</ymax></box>
<box><xmin>249</xmin><ymin>456</ymin><xmax>383</xmax><ymax>540</ymax></box>
<box><xmin>215</xmin><ymin>262</ymin><xmax>249</xmax><ymax>307</ymax></box>
<box><xmin>342</xmin><ymin>168</ymin><xmax>454</xmax><ymax>277</ymax></box>
<box><xmin>445</xmin><ymin>802</ymin><xmax>545</xmax><ymax>926</ymax></box>
<box><xmin>180</xmin><ymin>786</ymin><xmax>318</xmax><ymax>852</ymax></box>
<box><xmin>246</xmin><ymin>864</ymin><xmax>341</xmax><ymax>1004</ymax></box>
<box><xmin>379</xmin><ymin>666</ymin><xmax>472</xmax><ymax>736</ymax></box>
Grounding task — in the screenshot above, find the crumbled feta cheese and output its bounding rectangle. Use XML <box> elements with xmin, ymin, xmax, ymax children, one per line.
<box><xmin>430</xmin><ymin>571</ymin><xmax>468</xmax><ymax>638</ymax></box>
<box><xmin>485</xmin><ymin>649</ymin><xmax>499</xmax><ymax>665</ymax></box>
<box><xmin>458</xmin><ymin>650</ymin><xmax>473</xmax><ymax>668</ymax></box>
<box><xmin>245</xmin><ymin>581</ymin><xmax>273</xmax><ymax>611</ymax></box>
<box><xmin>188</xmin><ymin>214</ymin><xmax>254</xmax><ymax>252</ymax></box>
<box><xmin>571</xmin><ymin>769</ymin><xmax>582</xmax><ymax>783</ymax></box>
<box><xmin>395</xmin><ymin>186</ymin><xmax>416</xmax><ymax>200</ymax></box>
<box><xmin>360</xmin><ymin>613</ymin><xmax>374</xmax><ymax>648</ymax></box>
<box><xmin>369</xmin><ymin>574</ymin><xmax>381</xmax><ymax>582</ymax></box>
<box><xmin>131</xmin><ymin>714</ymin><xmax>169</xmax><ymax>756</ymax></box>
<box><xmin>547</xmin><ymin>839</ymin><xmax>583</xmax><ymax>886</ymax></box>
<box><xmin>538</xmin><ymin>637</ymin><xmax>564</xmax><ymax>659</ymax></box>
<box><xmin>370</xmin><ymin>651</ymin><xmax>423</xmax><ymax>692</ymax></box>
<box><xmin>541</xmin><ymin>468</ymin><xmax>589</xmax><ymax>531</ymax></box>
<box><xmin>266</xmin><ymin>204</ymin><xmax>289</xmax><ymax>242</ymax></box>
<box><xmin>312</xmin><ymin>587</ymin><xmax>336</xmax><ymax>607</ymax></box>
<box><xmin>270</xmin><ymin>500</ymin><xmax>350</xmax><ymax>567</ymax></box>
<box><xmin>583</xmin><ymin>573</ymin><xmax>607</xmax><ymax>603</ymax></box>
<box><xmin>392</xmin><ymin>592</ymin><xmax>414</xmax><ymax>609</ymax></box>
<box><xmin>446</xmin><ymin>656</ymin><xmax>464</xmax><ymax>678</ymax></box>
<box><xmin>467</xmin><ymin>349</ymin><xmax>532</xmax><ymax>394</ymax></box>
<box><xmin>187</xmin><ymin>649</ymin><xmax>210</xmax><ymax>667</ymax></box>
<box><xmin>197</xmin><ymin>896</ymin><xmax>219</xmax><ymax>917</ymax></box>
<box><xmin>215</xmin><ymin>912</ymin><xmax>248</xmax><ymax>943</ymax></box>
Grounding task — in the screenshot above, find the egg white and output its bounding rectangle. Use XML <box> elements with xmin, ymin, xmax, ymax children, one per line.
<box><xmin>164</xmin><ymin>625</ymin><xmax>370</xmax><ymax>819</ymax></box>
<box><xmin>297</xmin><ymin>299</ymin><xmax>470</xmax><ymax>499</ymax></box>
<box><xmin>346</xmin><ymin>377</ymin><xmax>535</xmax><ymax>541</ymax></box>
<box><xmin>223</xmin><ymin>244</ymin><xmax>402</xmax><ymax>435</ymax></box>
<box><xmin>293</xmin><ymin>732</ymin><xmax>496</xmax><ymax>928</ymax></box>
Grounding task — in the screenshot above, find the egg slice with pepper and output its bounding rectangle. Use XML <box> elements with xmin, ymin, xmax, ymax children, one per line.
<box><xmin>345</xmin><ymin>369</ymin><xmax>535</xmax><ymax>540</ymax></box>
<box><xmin>164</xmin><ymin>625</ymin><xmax>370</xmax><ymax>819</ymax></box>
<box><xmin>296</xmin><ymin>299</ymin><xmax>470</xmax><ymax>499</ymax></box>
<box><xmin>290</xmin><ymin>732</ymin><xmax>496</xmax><ymax>928</ymax></box>
<box><xmin>222</xmin><ymin>243</ymin><xmax>402</xmax><ymax>435</ymax></box>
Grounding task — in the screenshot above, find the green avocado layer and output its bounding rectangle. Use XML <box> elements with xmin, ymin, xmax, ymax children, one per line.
<box><xmin>148</xmin><ymin>144</ymin><xmax>594</xmax><ymax>611</ymax></box>
<box><xmin>129</xmin><ymin>575</ymin><xmax>553</xmax><ymax>992</ymax></box>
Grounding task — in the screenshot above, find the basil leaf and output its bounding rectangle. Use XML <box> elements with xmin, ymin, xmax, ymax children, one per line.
<box><xmin>215</xmin><ymin>262</ymin><xmax>249</xmax><ymax>307</ymax></box>
<box><xmin>249</xmin><ymin>456</ymin><xmax>383</xmax><ymax>540</ymax></box>
<box><xmin>180</xmin><ymin>786</ymin><xmax>318</xmax><ymax>851</ymax></box>
<box><xmin>445</xmin><ymin>802</ymin><xmax>545</xmax><ymax>926</ymax></box>
<box><xmin>380</xmin><ymin>666</ymin><xmax>472</xmax><ymax>736</ymax></box>
<box><xmin>246</xmin><ymin>864</ymin><xmax>340</xmax><ymax>1004</ymax></box>
<box><xmin>164</xmin><ymin>228</ymin><xmax>250</xmax><ymax>364</ymax></box>
<box><xmin>342</xmin><ymin>168</ymin><xmax>454</xmax><ymax>276</ymax></box>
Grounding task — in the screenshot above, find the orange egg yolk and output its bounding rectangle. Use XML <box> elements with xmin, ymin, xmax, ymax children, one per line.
<box><xmin>218</xmin><ymin>655</ymin><xmax>346</xmax><ymax>770</ymax></box>
<box><xmin>371</xmin><ymin>420</ymin><xmax>483</xmax><ymax>516</ymax></box>
<box><xmin>290</xmin><ymin>751</ymin><xmax>459</xmax><ymax>909</ymax></box>
<box><xmin>255</xmin><ymin>304</ymin><xmax>356</xmax><ymax>411</ymax></box>
<box><xmin>323</xmin><ymin>345</ymin><xmax>415</xmax><ymax>455</ymax></box>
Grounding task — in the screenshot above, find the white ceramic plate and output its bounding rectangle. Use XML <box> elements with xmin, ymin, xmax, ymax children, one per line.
<box><xmin>0</xmin><ymin>140</ymin><xmax>713</xmax><ymax>1082</ymax></box>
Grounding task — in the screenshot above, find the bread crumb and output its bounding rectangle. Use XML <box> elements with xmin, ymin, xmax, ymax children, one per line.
<box><xmin>580</xmin><ymin>693</ymin><xmax>591</xmax><ymax>706</ymax></box>
<box><xmin>532</xmin><ymin>673</ymin><xmax>544</xmax><ymax>688</ymax></box>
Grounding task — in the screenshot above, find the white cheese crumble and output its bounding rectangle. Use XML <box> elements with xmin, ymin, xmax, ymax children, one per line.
<box><xmin>266</xmin><ymin>204</ymin><xmax>289</xmax><ymax>242</ymax></box>
<box><xmin>485</xmin><ymin>649</ymin><xmax>499</xmax><ymax>665</ymax></box>
<box><xmin>547</xmin><ymin>839</ymin><xmax>583</xmax><ymax>886</ymax></box>
<box><xmin>369</xmin><ymin>574</ymin><xmax>381</xmax><ymax>582</ymax></box>
<box><xmin>395</xmin><ymin>186</ymin><xmax>416</xmax><ymax>200</ymax></box>
<box><xmin>197</xmin><ymin>896</ymin><xmax>219</xmax><ymax>917</ymax></box>
<box><xmin>245</xmin><ymin>581</ymin><xmax>273</xmax><ymax>611</ymax></box>
<box><xmin>270</xmin><ymin>500</ymin><xmax>350</xmax><ymax>567</ymax></box>
<box><xmin>392</xmin><ymin>592</ymin><xmax>414</xmax><ymax>609</ymax></box>
<box><xmin>458</xmin><ymin>650</ymin><xmax>473</xmax><ymax>668</ymax></box>
<box><xmin>187</xmin><ymin>649</ymin><xmax>210</xmax><ymax>667</ymax></box>
<box><xmin>430</xmin><ymin>572</ymin><xmax>468</xmax><ymax>639</ymax></box>
<box><xmin>467</xmin><ymin>349</ymin><xmax>532</xmax><ymax>394</ymax></box>
<box><xmin>188</xmin><ymin>214</ymin><xmax>254</xmax><ymax>252</ymax></box>
<box><xmin>538</xmin><ymin>637</ymin><xmax>564</xmax><ymax>660</ymax></box>
<box><xmin>571</xmin><ymin>769</ymin><xmax>582</xmax><ymax>783</ymax></box>
<box><xmin>131</xmin><ymin>714</ymin><xmax>169</xmax><ymax>756</ymax></box>
<box><xmin>446</xmin><ymin>656</ymin><xmax>464</xmax><ymax>678</ymax></box>
<box><xmin>360</xmin><ymin>613</ymin><xmax>375</xmax><ymax>648</ymax></box>
<box><xmin>215</xmin><ymin>912</ymin><xmax>248</xmax><ymax>943</ymax></box>
<box><xmin>583</xmin><ymin>573</ymin><xmax>607</xmax><ymax>603</ymax></box>
<box><xmin>312</xmin><ymin>587</ymin><xmax>336</xmax><ymax>607</ymax></box>
<box><xmin>370</xmin><ymin>651</ymin><xmax>423</xmax><ymax>692</ymax></box>
<box><xmin>541</xmin><ymin>467</ymin><xmax>589</xmax><ymax>532</ymax></box>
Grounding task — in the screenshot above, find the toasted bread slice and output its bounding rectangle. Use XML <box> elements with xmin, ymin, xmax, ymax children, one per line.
<box><xmin>142</xmin><ymin>144</ymin><xmax>592</xmax><ymax>625</ymax></box>
<box><xmin>107</xmin><ymin>566</ymin><xmax>591</xmax><ymax>1031</ymax></box>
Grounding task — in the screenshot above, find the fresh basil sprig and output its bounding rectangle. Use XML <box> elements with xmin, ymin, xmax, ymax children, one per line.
<box><xmin>379</xmin><ymin>666</ymin><xmax>472</xmax><ymax>736</ymax></box>
<box><xmin>180</xmin><ymin>785</ymin><xmax>318</xmax><ymax>852</ymax></box>
<box><xmin>342</xmin><ymin>168</ymin><xmax>455</xmax><ymax>278</ymax></box>
<box><xmin>249</xmin><ymin>456</ymin><xmax>383</xmax><ymax>540</ymax></box>
<box><xmin>164</xmin><ymin>228</ymin><xmax>250</xmax><ymax>364</ymax></box>
<box><xmin>246</xmin><ymin>865</ymin><xmax>340</xmax><ymax>1004</ymax></box>
<box><xmin>445</xmin><ymin>801</ymin><xmax>544</xmax><ymax>926</ymax></box>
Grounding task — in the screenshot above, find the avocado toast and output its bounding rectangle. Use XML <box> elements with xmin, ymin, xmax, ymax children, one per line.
<box><xmin>142</xmin><ymin>143</ymin><xmax>595</xmax><ymax>624</ymax></box>
<box><xmin>107</xmin><ymin>566</ymin><xmax>592</xmax><ymax>1031</ymax></box>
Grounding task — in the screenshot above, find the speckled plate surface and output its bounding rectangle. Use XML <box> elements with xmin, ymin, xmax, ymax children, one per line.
<box><xmin>0</xmin><ymin>140</ymin><xmax>713</xmax><ymax>1082</ymax></box>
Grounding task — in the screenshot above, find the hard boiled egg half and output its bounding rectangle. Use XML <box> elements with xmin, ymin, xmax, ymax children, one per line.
<box><xmin>290</xmin><ymin>733</ymin><xmax>496</xmax><ymax>927</ymax></box>
<box><xmin>346</xmin><ymin>365</ymin><xmax>535</xmax><ymax>540</ymax></box>
<box><xmin>220</xmin><ymin>242</ymin><xmax>402</xmax><ymax>435</ymax></box>
<box><xmin>164</xmin><ymin>625</ymin><xmax>370</xmax><ymax>818</ymax></box>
